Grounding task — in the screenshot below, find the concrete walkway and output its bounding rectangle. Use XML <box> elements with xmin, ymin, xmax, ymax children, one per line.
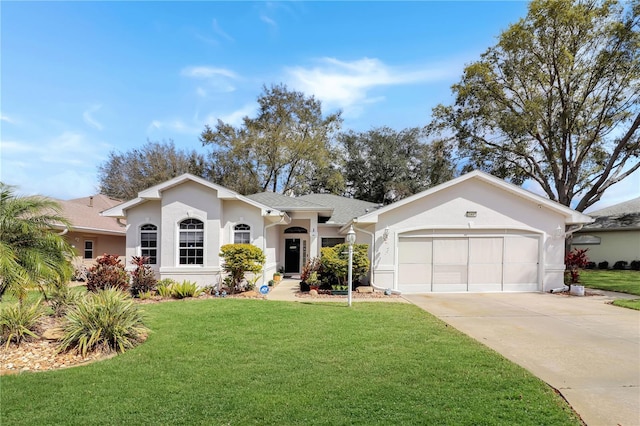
<box><xmin>267</xmin><ymin>278</ymin><xmax>300</xmax><ymax>301</ymax></box>
<box><xmin>403</xmin><ymin>292</ymin><xmax>640</xmax><ymax>426</ymax></box>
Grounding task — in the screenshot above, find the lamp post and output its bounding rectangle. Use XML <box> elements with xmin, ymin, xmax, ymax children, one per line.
<box><xmin>346</xmin><ymin>225</ymin><xmax>356</xmax><ymax>307</ymax></box>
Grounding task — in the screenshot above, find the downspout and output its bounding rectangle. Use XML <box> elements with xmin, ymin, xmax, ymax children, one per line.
<box><xmin>564</xmin><ymin>224</ymin><xmax>584</xmax><ymax>238</ymax></box>
<box><xmin>352</xmin><ymin>221</ymin><xmax>401</xmax><ymax>295</ymax></box>
<box><xmin>117</xmin><ymin>218</ymin><xmax>127</xmax><ymax>227</ymax></box>
<box><xmin>262</xmin><ymin>212</ymin><xmax>290</xmax><ymax>285</ymax></box>
<box><xmin>57</xmin><ymin>227</ymin><xmax>69</xmax><ymax>236</ymax></box>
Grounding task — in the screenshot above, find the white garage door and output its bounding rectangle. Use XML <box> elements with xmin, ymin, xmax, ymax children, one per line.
<box><xmin>398</xmin><ymin>234</ymin><xmax>539</xmax><ymax>293</ymax></box>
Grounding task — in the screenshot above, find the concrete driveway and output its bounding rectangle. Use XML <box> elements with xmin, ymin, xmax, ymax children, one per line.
<box><xmin>403</xmin><ymin>292</ymin><xmax>640</xmax><ymax>426</ymax></box>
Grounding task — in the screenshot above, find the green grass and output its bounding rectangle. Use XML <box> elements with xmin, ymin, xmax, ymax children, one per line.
<box><xmin>580</xmin><ymin>269</ymin><xmax>640</xmax><ymax>295</ymax></box>
<box><xmin>1</xmin><ymin>300</ymin><xmax>580</xmax><ymax>425</ymax></box>
<box><xmin>612</xmin><ymin>299</ymin><xmax>640</xmax><ymax>311</ymax></box>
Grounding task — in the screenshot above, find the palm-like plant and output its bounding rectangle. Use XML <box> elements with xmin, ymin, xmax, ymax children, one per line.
<box><xmin>0</xmin><ymin>183</ymin><xmax>74</xmax><ymax>301</ymax></box>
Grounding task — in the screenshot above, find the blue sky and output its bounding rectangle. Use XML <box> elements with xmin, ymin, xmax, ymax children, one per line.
<box><xmin>1</xmin><ymin>1</ymin><xmax>637</xmax><ymax>211</ymax></box>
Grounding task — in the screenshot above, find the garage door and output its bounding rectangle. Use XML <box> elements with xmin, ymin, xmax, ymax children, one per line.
<box><xmin>398</xmin><ymin>234</ymin><xmax>539</xmax><ymax>293</ymax></box>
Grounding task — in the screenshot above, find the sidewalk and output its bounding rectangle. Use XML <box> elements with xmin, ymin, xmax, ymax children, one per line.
<box><xmin>267</xmin><ymin>278</ymin><xmax>301</xmax><ymax>301</ymax></box>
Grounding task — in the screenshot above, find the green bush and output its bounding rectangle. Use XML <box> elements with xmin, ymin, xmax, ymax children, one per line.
<box><xmin>0</xmin><ymin>299</ymin><xmax>45</xmax><ymax>348</ymax></box>
<box><xmin>171</xmin><ymin>280</ymin><xmax>201</xmax><ymax>299</ymax></box>
<box><xmin>320</xmin><ymin>243</ymin><xmax>370</xmax><ymax>287</ymax></box>
<box><xmin>220</xmin><ymin>244</ymin><xmax>266</xmax><ymax>293</ymax></box>
<box><xmin>59</xmin><ymin>288</ymin><xmax>148</xmax><ymax>356</ymax></box>
<box><xmin>156</xmin><ymin>279</ymin><xmax>175</xmax><ymax>298</ymax></box>
<box><xmin>86</xmin><ymin>254</ymin><xmax>129</xmax><ymax>292</ymax></box>
<box><xmin>47</xmin><ymin>284</ymin><xmax>84</xmax><ymax>317</ymax></box>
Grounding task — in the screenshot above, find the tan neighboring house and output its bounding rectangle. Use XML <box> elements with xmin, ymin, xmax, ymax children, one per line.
<box><xmin>571</xmin><ymin>197</ymin><xmax>640</xmax><ymax>265</ymax></box>
<box><xmin>103</xmin><ymin>171</ymin><xmax>593</xmax><ymax>293</ymax></box>
<box><xmin>55</xmin><ymin>194</ymin><xmax>126</xmax><ymax>267</ymax></box>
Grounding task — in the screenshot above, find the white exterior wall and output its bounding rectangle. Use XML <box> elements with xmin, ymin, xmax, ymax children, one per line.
<box><xmin>125</xmin><ymin>200</ymin><xmax>162</xmax><ymax>274</ymax></box>
<box><xmin>572</xmin><ymin>230</ymin><xmax>640</xmax><ymax>265</ymax></box>
<box><xmin>367</xmin><ymin>179</ymin><xmax>567</xmax><ymax>292</ymax></box>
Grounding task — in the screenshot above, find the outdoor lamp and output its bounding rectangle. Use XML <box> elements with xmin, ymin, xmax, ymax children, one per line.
<box><xmin>346</xmin><ymin>225</ymin><xmax>356</xmax><ymax>307</ymax></box>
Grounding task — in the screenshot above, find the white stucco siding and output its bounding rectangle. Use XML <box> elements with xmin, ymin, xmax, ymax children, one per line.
<box><xmin>371</xmin><ymin>179</ymin><xmax>567</xmax><ymax>292</ymax></box>
<box><xmin>124</xmin><ymin>200</ymin><xmax>162</xmax><ymax>273</ymax></box>
<box><xmin>160</xmin><ymin>181</ymin><xmax>222</xmax><ymax>273</ymax></box>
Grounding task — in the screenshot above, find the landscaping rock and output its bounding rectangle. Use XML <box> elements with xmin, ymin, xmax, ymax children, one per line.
<box><xmin>42</xmin><ymin>328</ymin><xmax>64</xmax><ymax>340</ymax></box>
<box><xmin>356</xmin><ymin>286</ymin><xmax>374</xmax><ymax>293</ymax></box>
<box><xmin>309</xmin><ymin>289</ymin><xmax>318</xmax><ymax>297</ymax></box>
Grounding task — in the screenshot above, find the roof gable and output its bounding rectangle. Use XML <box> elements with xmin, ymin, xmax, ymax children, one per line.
<box><xmin>354</xmin><ymin>171</ymin><xmax>593</xmax><ymax>225</ymax></box>
<box><xmin>101</xmin><ymin>174</ymin><xmax>282</xmax><ymax>218</ymax></box>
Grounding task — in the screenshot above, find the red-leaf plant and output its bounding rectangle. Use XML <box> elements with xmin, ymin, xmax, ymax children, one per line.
<box><xmin>565</xmin><ymin>248</ymin><xmax>589</xmax><ymax>288</ymax></box>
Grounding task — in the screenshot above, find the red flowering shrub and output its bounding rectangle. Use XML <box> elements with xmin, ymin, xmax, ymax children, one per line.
<box><xmin>86</xmin><ymin>254</ymin><xmax>129</xmax><ymax>292</ymax></box>
<box><xmin>565</xmin><ymin>248</ymin><xmax>589</xmax><ymax>286</ymax></box>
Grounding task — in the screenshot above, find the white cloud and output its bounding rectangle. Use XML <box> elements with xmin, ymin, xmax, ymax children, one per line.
<box><xmin>147</xmin><ymin>119</ymin><xmax>202</xmax><ymax>135</ymax></box>
<box><xmin>286</xmin><ymin>57</ymin><xmax>456</xmax><ymax>117</ymax></box>
<box><xmin>260</xmin><ymin>15</ymin><xmax>277</xmax><ymax>27</ymax></box>
<box><xmin>82</xmin><ymin>104</ymin><xmax>103</xmax><ymax>131</ymax></box>
<box><xmin>212</xmin><ymin>18</ymin><xmax>234</xmax><ymax>42</ymax></box>
<box><xmin>0</xmin><ymin>131</ymin><xmax>109</xmax><ymax>199</ymax></box>
<box><xmin>1</xmin><ymin>114</ymin><xmax>16</xmax><ymax>124</ymax></box>
<box><xmin>206</xmin><ymin>104</ymin><xmax>256</xmax><ymax>127</ymax></box>
<box><xmin>181</xmin><ymin>66</ymin><xmax>237</xmax><ymax>79</ymax></box>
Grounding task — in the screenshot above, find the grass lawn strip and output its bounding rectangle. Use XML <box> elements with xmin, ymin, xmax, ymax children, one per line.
<box><xmin>611</xmin><ymin>299</ymin><xmax>640</xmax><ymax>311</ymax></box>
<box><xmin>580</xmin><ymin>270</ymin><xmax>640</xmax><ymax>296</ymax></box>
<box><xmin>1</xmin><ymin>300</ymin><xmax>580</xmax><ymax>425</ymax></box>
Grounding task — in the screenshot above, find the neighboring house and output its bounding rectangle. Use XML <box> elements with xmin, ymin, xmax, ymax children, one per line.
<box><xmin>102</xmin><ymin>171</ymin><xmax>592</xmax><ymax>293</ymax></box>
<box><xmin>571</xmin><ymin>197</ymin><xmax>640</xmax><ymax>265</ymax></box>
<box><xmin>55</xmin><ymin>194</ymin><xmax>126</xmax><ymax>266</ymax></box>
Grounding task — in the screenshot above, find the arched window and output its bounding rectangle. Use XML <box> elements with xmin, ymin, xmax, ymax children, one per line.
<box><xmin>234</xmin><ymin>223</ymin><xmax>251</xmax><ymax>244</ymax></box>
<box><xmin>284</xmin><ymin>226</ymin><xmax>308</xmax><ymax>234</ymax></box>
<box><xmin>140</xmin><ymin>224</ymin><xmax>157</xmax><ymax>264</ymax></box>
<box><xmin>179</xmin><ymin>219</ymin><xmax>204</xmax><ymax>265</ymax></box>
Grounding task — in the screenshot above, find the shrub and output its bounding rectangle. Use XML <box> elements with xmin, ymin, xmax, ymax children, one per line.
<box><xmin>86</xmin><ymin>254</ymin><xmax>129</xmax><ymax>292</ymax></box>
<box><xmin>130</xmin><ymin>256</ymin><xmax>157</xmax><ymax>297</ymax></box>
<box><xmin>47</xmin><ymin>284</ymin><xmax>84</xmax><ymax>317</ymax></box>
<box><xmin>59</xmin><ymin>288</ymin><xmax>148</xmax><ymax>356</ymax></box>
<box><xmin>613</xmin><ymin>260</ymin><xmax>628</xmax><ymax>270</ymax></box>
<box><xmin>171</xmin><ymin>280</ymin><xmax>201</xmax><ymax>299</ymax></box>
<box><xmin>0</xmin><ymin>299</ymin><xmax>45</xmax><ymax>348</ymax></box>
<box><xmin>565</xmin><ymin>248</ymin><xmax>589</xmax><ymax>285</ymax></box>
<box><xmin>630</xmin><ymin>260</ymin><xmax>640</xmax><ymax>271</ymax></box>
<box><xmin>301</xmin><ymin>257</ymin><xmax>322</xmax><ymax>282</ymax></box>
<box><xmin>585</xmin><ymin>262</ymin><xmax>596</xmax><ymax>270</ymax></box>
<box><xmin>598</xmin><ymin>261</ymin><xmax>609</xmax><ymax>270</ymax></box>
<box><xmin>320</xmin><ymin>243</ymin><xmax>370</xmax><ymax>289</ymax></box>
<box><xmin>220</xmin><ymin>244</ymin><xmax>266</xmax><ymax>293</ymax></box>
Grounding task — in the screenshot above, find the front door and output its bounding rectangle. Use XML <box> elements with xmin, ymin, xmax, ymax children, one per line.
<box><xmin>285</xmin><ymin>238</ymin><xmax>301</xmax><ymax>274</ymax></box>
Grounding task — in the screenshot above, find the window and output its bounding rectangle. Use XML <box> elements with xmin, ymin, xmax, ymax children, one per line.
<box><xmin>234</xmin><ymin>223</ymin><xmax>251</xmax><ymax>244</ymax></box>
<box><xmin>140</xmin><ymin>224</ymin><xmax>157</xmax><ymax>264</ymax></box>
<box><xmin>84</xmin><ymin>240</ymin><xmax>94</xmax><ymax>259</ymax></box>
<box><xmin>322</xmin><ymin>237</ymin><xmax>345</xmax><ymax>248</ymax></box>
<box><xmin>284</xmin><ymin>226</ymin><xmax>308</xmax><ymax>234</ymax></box>
<box><xmin>179</xmin><ymin>219</ymin><xmax>204</xmax><ymax>265</ymax></box>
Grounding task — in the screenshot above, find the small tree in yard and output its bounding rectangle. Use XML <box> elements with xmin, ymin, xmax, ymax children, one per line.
<box><xmin>130</xmin><ymin>256</ymin><xmax>157</xmax><ymax>297</ymax></box>
<box><xmin>220</xmin><ymin>244</ymin><xmax>265</xmax><ymax>293</ymax></box>
<box><xmin>565</xmin><ymin>248</ymin><xmax>589</xmax><ymax>289</ymax></box>
<box><xmin>86</xmin><ymin>254</ymin><xmax>129</xmax><ymax>292</ymax></box>
<box><xmin>320</xmin><ymin>244</ymin><xmax>370</xmax><ymax>288</ymax></box>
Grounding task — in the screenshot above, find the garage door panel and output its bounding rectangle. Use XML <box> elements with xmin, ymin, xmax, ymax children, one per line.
<box><xmin>398</xmin><ymin>264</ymin><xmax>432</xmax><ymax>286</ymax></box>
<box><xmin>398</xmin><ymin>238</ymin><xmax>432</xmax><ymax>263</ymax></box>
<box><xmin>469</xmin><ymin>238</ymin><xmax>503</xmax><ymax>264</ymax></box>
<box><xmin>433</xmin><ymin>283</ymin><xmax>467</xmax><ymax>292</ymax></box>
<box><xmin>504</xmin><ymin>264</ymin><xmax>538</xmax><ymax>285</ymax></box>
<box><xmin>469</xmin><ymin>264</ymin><xmax>502</xmax><ymax>285</ymax></box>
<box><xmin>433</xmin><ymin>238</ymin><xmax>468</xmax><ymax>264</ymax></box>
<box><xmin>504</xmin><ymin>236</ymin><xmax>538</xmax><ymax>262</ymax></box>
<box><xmin>468</xmin><ymin>283</ymin><xmax>502</xmax><ymax>292</ymax></box>
<box><xmin>433</xmin><ymin>264</ymin><xmax>467</xmax><ymax>285</ymax></box>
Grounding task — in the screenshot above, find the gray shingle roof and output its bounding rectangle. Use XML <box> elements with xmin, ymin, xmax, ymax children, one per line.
<box><xmin>245</xmin><ymin>192</ymin><xmax>327</xmax><ymax>210</ymax></box>
<box><xmin>298</xmin><ymin>193</ymin><xmax>379</xmax><ymax>224</ymax></box>
<box><xmin>583</xmin><ymin>197</ymin><xmax>640</xmax><ymax>231</ymax></box>
<box><xmin>245</xmin><ymin>192</ymin><xmax>379</xmax><ymax>225</ymax></box>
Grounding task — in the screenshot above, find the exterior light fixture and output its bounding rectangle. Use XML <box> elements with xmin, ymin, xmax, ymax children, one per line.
<box><xmin>554</xmin><ymin>225</ymin><xmax>565</xmax><ymax>238</ymax></box>
<box><xmin>346</xmin><ymin>225</ymin><xmax>356</xmax><ymax>307</ymax></box>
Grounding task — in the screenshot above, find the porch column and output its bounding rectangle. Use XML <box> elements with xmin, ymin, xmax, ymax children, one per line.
<box><xmin>309</xmin><ymin>215</ymin><xmax>319</xmax><ymax>260</ymax></box>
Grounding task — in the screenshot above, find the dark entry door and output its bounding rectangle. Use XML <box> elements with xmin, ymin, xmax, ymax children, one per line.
<box><xmin>285</xmin><ymin>238</ymin><xmax>301</xmax><ymax>273</ymax></box>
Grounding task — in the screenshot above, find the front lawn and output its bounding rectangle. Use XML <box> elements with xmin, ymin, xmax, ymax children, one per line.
<box><xmin>612</xmin><ymin>299</ymin><xmax>640</xmax><ymax>311</ymax></box>
<box><xmin>1</xmin><ymin>300</ymin><xmax>580</xmax><ymax>425</ymax></box>
<box><xmin>580</xmin><ymin>269</ymin><xmax>640</xmax><ymax>296</ymax></box>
